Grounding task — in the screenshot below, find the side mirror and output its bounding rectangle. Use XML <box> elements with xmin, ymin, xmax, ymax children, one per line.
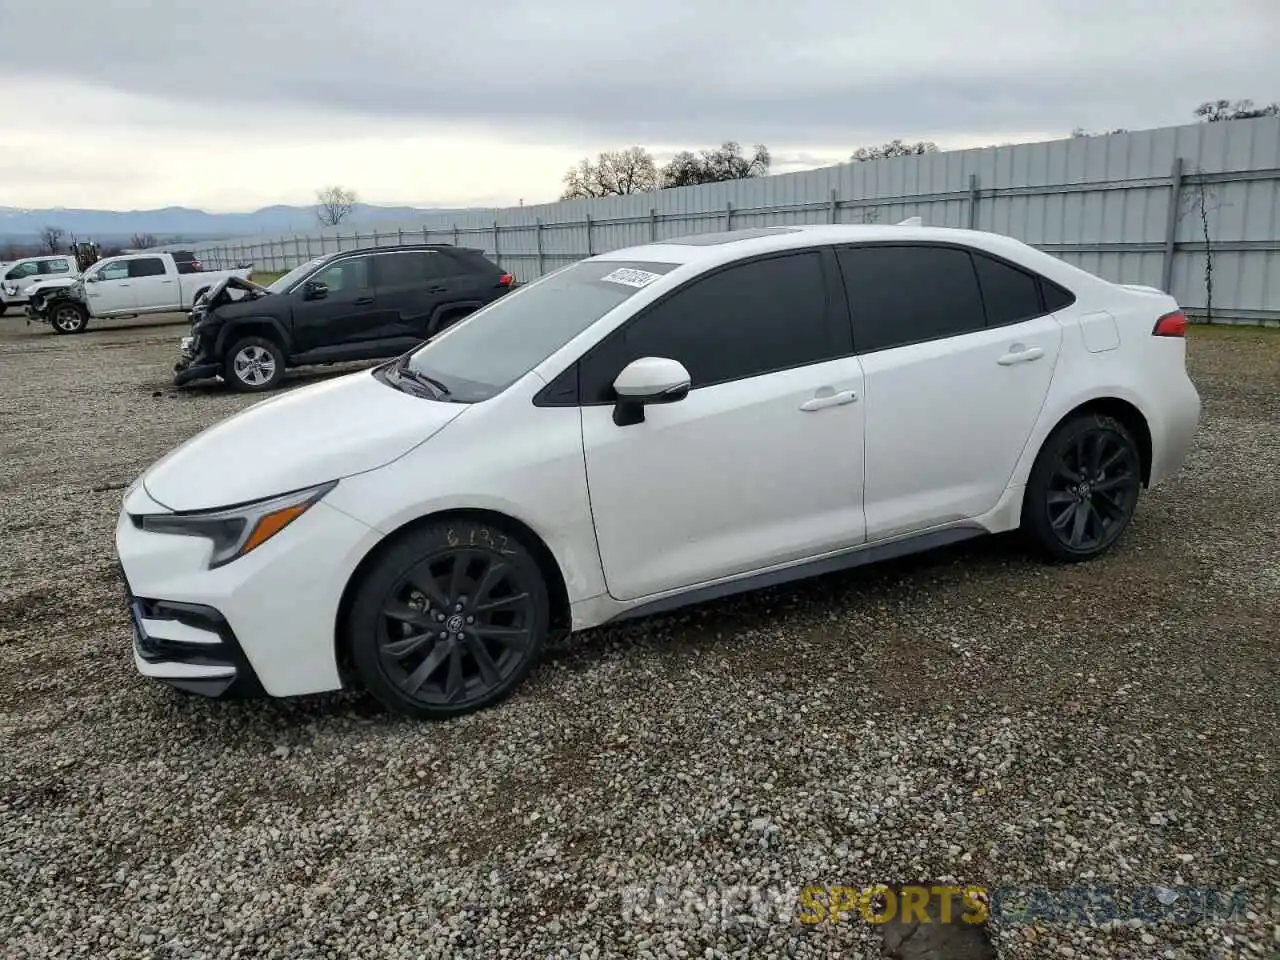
<box><xmin>85</xmin><ymin>274</ymin><xmax>99</xmax><ymax>283</ymax></box>
<box><xmin>611</xmin><ymin>356</ymin><xmax>691</xmax><ymax>426</ymax></box>
<box><xmin>303</xmin><ymin>280</ymin><xmax>329</xmax><ymax>300</ymax></box>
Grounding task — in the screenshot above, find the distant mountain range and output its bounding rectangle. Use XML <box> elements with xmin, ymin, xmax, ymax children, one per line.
<box><xmin>0</xmin><ymin>203</ymin><xmax>475</xmax><ymax>244</ymax></box>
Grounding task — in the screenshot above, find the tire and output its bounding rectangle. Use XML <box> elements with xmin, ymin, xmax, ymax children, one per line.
<box><xmin>1022</xmin><ymin>413</ymin><xmax>1142</xmax><ymax>562</ymax></box>
<box><xmin>0</xmin><ymin>302</ymin><xmax>7</xmax><ymax>317</ymax></box>
<box><xmin>345</xmin><ymin>519</ymin><xmax>551</xmax><ymax>719</ymax></box>
<box><xmin>223</xmin><ymin>336</ymin><xmax>285</xmax><ymax>392</ymax></box>
<box><xmin>49</xmin><ymin>301</ymin><xmax>89</xmax><ymax>334</ymax></box>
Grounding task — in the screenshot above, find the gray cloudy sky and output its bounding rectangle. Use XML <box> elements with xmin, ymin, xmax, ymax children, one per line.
<box><xmin>1</xmin><ymin>0</ymin><xmax>1275</xmax><ymax>211</ymax></box>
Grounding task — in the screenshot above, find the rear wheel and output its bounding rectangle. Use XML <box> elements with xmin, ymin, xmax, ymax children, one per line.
<box><xmin>1022</xmin><ymin>413</ymin><xmax>1142</xmax><ymax>562</ymax></box>
<box><xmin>49</xmin><ymin>302</ymin><xmax>89</xmax><ymax>334</ymax></box>
<box><xmin>345</xmin><ymin>520</ymin><xmax>550</xmax><ymax>719</ymax></box>
<box><xmin>224</xmin><ymin>336</ymin><xmax>285</xmax><ymax>391</ymax></box>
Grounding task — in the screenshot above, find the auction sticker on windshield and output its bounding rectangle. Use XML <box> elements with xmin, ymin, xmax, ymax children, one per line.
<box><xmin>600</xmin><ymin>267</ymin><xmax>663</xmax><ymax>289</ymax></box>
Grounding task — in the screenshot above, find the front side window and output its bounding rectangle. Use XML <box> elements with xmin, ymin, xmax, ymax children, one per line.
<box><xmin>836</xmin><ymin>245</ymin><xmax>986</xmax><ymax>353</ymax></box>
<box><xmin>315</xmin><ymin>256</ymin><xmax>371</xmax><ymax>294</ymax></box>
<box><xmin>579</xmin><ymin>250</ymin><xmax>836</xmax><ymax>401</ymax></box>
<box><xmin>268</xmin><ymin>258</ymin><xmax>326</xmax><ymax>294</ymax></box>
<box><xmin>97</xmin><ymin>261</ymin><xmax>130</xmax><ymax>281</ymax></box>
<box><xmin>401</xmin><ymin>259</ymin><xmax>679</xmax><ymax>403</ymax></box>
<box><xmin>128</xmin><ymin>257</ymin><xmax>166</xmax><ymax>278</ymax></box>
<box><xmin>6</xmin><ymin>262</ymin><xmax>38</xmax><ymax>280</ymax></box>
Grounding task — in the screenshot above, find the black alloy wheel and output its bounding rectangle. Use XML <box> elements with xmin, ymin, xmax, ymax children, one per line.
<box><xmin>1024</xmin><ymin>414</ymin><xmax>1142</xmax><ymax>561</ymax></box>
<box><xmin>347</xmin><ymin>521</ymin><xmax>550</xmax><ymax>718</ymax></box>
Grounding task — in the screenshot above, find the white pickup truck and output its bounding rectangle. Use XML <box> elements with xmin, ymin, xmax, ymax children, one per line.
<box><xmin>30</xmin><ymin>252</ymin><xmax>251</xmax><ymax>334</ymax></box>
<box><xmin>1</xmin><ymin>254</ymin><xmax>80</xmax><ymax>315</ymax></box>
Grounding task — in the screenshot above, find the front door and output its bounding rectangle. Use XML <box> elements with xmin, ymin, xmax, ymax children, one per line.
<box><xmin>579</xmin><ymin>249</ymin><xmax>867</xmax><ymax>602</ymax></box>
<box><xmin>290</xmin><ymin>254</ymin><xmax>378</xmax><ymax>354</ymax></box>
<box><xmin>834</xmin><ymin>243</ymin><xmax>1062</xmax><ymax>541</ymax></box>
<box><xmin>85</xmin><ymin>260</ymin><xmax>136</xmax><ymax>315</ymax></box>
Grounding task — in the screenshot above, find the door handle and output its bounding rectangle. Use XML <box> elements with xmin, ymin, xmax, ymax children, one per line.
<box><xmin>426</xmin><ymin>286</ymin><xmax>447</xmax><ymax>294</ymax></box>
<box><xmin>997</xmin><ymin>344</ymin><xmax>1045</xmax><ymax>365</ymax></box>
<box><xmin>800</xmin><ymin>388</ymin><xmax>858</xmax><ymax>411</ymax></box>
<box><xmin>354</xmin><ymin>297</ymin><xmax>375</xmax><ymax>306</ymax></box>
<box><xmin>161</xmin><ymin>280</ymin><xmax>174</xmax><ymax>284</ymax></box>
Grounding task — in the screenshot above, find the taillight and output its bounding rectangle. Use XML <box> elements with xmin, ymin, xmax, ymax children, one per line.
<box><xmin>497</xmin><ymin>273</ymin><xmax>514</xmax><ymax>287</ymax></box>
<box><xmin>1152</xmin><ymin>310</ymin><xmax>1187</xmax><ymax>337</ymax></box>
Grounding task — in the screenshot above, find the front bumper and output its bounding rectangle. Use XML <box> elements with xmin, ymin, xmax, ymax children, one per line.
<box><xmin>115</xmin><ymin>481</ymin><xmax>385</xmax><ymax>698</ymax></box>
<box><xmin>173</xmin><ymin>334</ymin><xmax>220</xmax><ymax>385</ymax></box>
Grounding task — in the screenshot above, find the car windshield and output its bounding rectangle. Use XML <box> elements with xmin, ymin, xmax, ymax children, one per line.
<box><xmin>400</xmin><ymin>259</ymin><xmax>679</xmax><ymax>403</ymax></box>
<box><xmin>266</xmin><ymin>258</ymin><xmax>326</xmax><ymax>293</ymax></box>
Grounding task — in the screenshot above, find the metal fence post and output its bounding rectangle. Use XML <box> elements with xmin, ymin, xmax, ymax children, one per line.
<box><xmin>535</xmin><ymin>218</ymin><xmax>544</xmax><ymax>276</ymax></box>
<box><xmin>585</xmin><ymin>214</ymin><xmax>593</xmax><ymax>256</ymax></box>
<box><xmin>397</xmin><ymin>227</ymin><xmax>404</xmax><ymax>245</ymax></box>
<box><xmin>649</xmin><ymin>208</ymin><xmax>657</xmax><ymax>242</ymax></box>
<box><xmin>422</xmin><ymin>225</ymin><xmax>429</xmax><ymax>244</ymax></box>
<box><xmin>829</xmin><ymin>189</ymin><xmax>838</xmax><ymax>224</ymax></box>
<box><xmin>493</xmin><ymin>220</ymin><xmax>500</xmax><ymax>268</ymax></box>
<box><xmin>726</xmin><ymin>202</ymin><xmax>733</xmax><ymax>230</ymax></box>
<box><xmin>1161</xmin><ymin>156</ymin><xmax>1185</xmax><ymax>293</ymax></box>
<box><xmin>453</xmin><ymin>224</ymin><xmax>459</xmax><ymax>247</ymax></box>
<box><xmin>967</xmin><ymin>174</ymin><xmax>980</xmax><ymax>229</ymax></box>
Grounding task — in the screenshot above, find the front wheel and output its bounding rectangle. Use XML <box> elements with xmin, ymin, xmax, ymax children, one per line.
<box><xmin>345</xmin><ymin>520</ymin><xmax>551</xmax><ymax>719</ymax></box>
<box><xmin>49</xmin><ymin>302</ymin><xmax>89</xmax><ymax>334</ymax></box>
<box><xmin>1022</xmin><ymin>413</ymin><xmax>1142</xmax><ymax>562</ymax></box>
<box><xmin>223</xmin><ymin>336</ymin><xmax>285</xmax><ymax>391</ymax></box>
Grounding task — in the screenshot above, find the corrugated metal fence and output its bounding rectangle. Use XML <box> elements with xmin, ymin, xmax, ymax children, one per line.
<box><xmin>189</xmin><ymin>117</ymin><xmax>1280</xmax><ymax>324</ymax></box>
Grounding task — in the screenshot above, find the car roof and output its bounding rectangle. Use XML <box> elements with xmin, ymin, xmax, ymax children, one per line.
<box><xmin>589</xmin><ymin>223</ymin><xmax>1105</xmax><ymax>292</ymax></box>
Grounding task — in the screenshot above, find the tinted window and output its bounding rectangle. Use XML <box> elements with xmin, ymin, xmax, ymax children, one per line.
<box><xmin>373</xmin><ymin>251</ymin><xmax>452</xmax><ymax>287</ymax></box>
<box><xmin>971</xmin><ymin>252</ymin><xmax>1043</xmax><ymax>325</ymax></box>
<box><xmin>837</xmin><ymin>245</ymin><xmax>985</xmax><ymax>353</ymax></box>
<box><xmin>315</xmin><ymin>256</ymin><xmax>371</xmax><ymax>294</ymax></box>
<box><xmin>581</xmin><ymin>251</ymin><xmax>833</xmax><ymax>397</ymax></box>
<box><xmin>403</xmin><ymin>259</ymin><xmax>678</xmax><ymax>403</ymax></box>
<box><xmin>38</xmin><ymin>258</ymin><xmax>71</xmax><ymax>275</ymax></box>
<box><xmin>98</xmin><ymin>261</ymin><xmax>129</xmax><ymax>281</ymax></box>
<box><xmin>442</xmin><ymin>249</ymin><xmax>498</xmax><ymax>276</ymax></box>
<box><xmin>1042</xmin><ymin>280</ymin><xmax>1076</xmax><ymax>313</ymax></box>
<box><xmin>128</xmin><ymin>257</ymin><xmax>166</xmax><ymax>278</ymax></box>
<box><xmin>6</xmin><ymin>262</ymin><xmax>38</xmax><ymax>280</ymax></box>
<box><xmin>270</xmin><ymin>257</ymin><xmax>326</xmax><ymax>294</ymax></box>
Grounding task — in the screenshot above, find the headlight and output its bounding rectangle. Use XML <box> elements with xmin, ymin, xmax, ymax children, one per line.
<box><xmin>136</xmin><ymin>481</ymin><xmax>336</xmax><ymax>569</ymax></box>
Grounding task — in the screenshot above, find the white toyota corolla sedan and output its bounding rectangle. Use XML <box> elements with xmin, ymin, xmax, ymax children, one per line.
<box><xmin>116</xmin><ymin>224</ymin><xmax>1200</xmax><ymax>718</ymax></box>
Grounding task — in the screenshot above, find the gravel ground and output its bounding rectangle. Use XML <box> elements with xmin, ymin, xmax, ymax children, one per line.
<box><xmin>1</xmin><ymin>315</ymin><xmax>1277</xmax><ymax>960</ymax></box>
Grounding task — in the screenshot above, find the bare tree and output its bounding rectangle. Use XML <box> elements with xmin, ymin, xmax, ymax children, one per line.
<box><xmin>850</xmin><ymin>139</ymin><xmax>939</xmax><ymax>162</ymax></box>
<box><xmin>660</xmin><ymin>142</ymin><xmax>770</xmax><ymax>187</ymax></box>
<box><xmin>315</xmin><ymin>185</ymin><xmax>358</xmax><ymax>226</ymax></box>
<box><xmin>561</xmin><ymin>147</ymin><xmax>659</xmax><ymax>199</ymax></box>
<box><xmin>129</xmin><ymin>232</ymin><xmax>158</xmax><ymax>249</ymax></box>
<box><xmin>40</xmin><ymin>226</ymin><xmax>65</xmax><ymax>254</ymax></box>
<box><xmin>1194</xmin><ymin>99</ymin><xmax>1280</xmax><ymax>122</ymax></box>
<box><xmin>1070</xmin><ymin>127</ymin><xmax>1129</xmax><ymax>137</ymax></box>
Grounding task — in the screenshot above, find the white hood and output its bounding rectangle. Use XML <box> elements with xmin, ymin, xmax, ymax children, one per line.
<box><xmin>142</xmin><ymin>370</ymin><xmax>467</xmax><ymax>511</ymax></box>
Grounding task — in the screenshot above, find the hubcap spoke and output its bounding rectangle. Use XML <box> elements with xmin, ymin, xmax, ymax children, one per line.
<box><xmin>399</xmin><ymin>641</ymin><xmax>452</xmax><ymax>693</ymax></box>
<box><xmin>1069</xmin><ymin>498</ymin><xmax>1090</xmax><ymax>545</ymax></box>
<box><xmin>384</xmin><ymin>602</ymin><xmax>434</xmax><ymax>630</ymax></box>
<box><xmin>1051</xmin><ymin>502</ymin><xmax>1077</xmax><ymax>531</ymax></box>
<box><xmin>384</xmin><ymin>631</ymin><xmax>435</xmax><ymax>658</ymax></box>
<box><xmin>473</xmin><ymin>591</ymin><xmax>530</xmax><ymax>614</ymax></box>
<box><xmin>464</xmin><ymin>634</ymin><xmax>502</xmax><ymax>686</ymax></box>
<box><xmin>473</xmin><ymin>561</ymin><xmax>509</xmax><ymax>604</ymax></box>
<box><xmin>471</xmin><ymin>624</ymin><xmax>530</xmax><ymax>650</ymax></box>
<box><xmin>1092</xmin><ymin>474</ymin><xmax>1133</xmax><ymax>493</ymax></box>
<box><xmin>444</xmin><ymin>644</ymin><xmax>465</xmax><ymax>701</ymax></box>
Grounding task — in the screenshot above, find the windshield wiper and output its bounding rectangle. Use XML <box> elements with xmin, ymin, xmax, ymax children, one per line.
<box><xmin>392</xmin><ymin>355</ymin><xmax>452</xmax><ymax>399</ymax></box>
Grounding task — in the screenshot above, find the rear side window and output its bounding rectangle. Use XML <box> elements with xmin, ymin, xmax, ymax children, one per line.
<box><xmin>442</xmin><ymin>249</ymin><xmax>499</xmax><ymax>275</ymax></box>
<box><xmin>580</xmin><ymin>251</ymin><xmax>835</xmax><ymax>398</ymax></box>
<box><xmin>1042</xmin><ymin>281</ymin><xmax>1076</xmax><ymax>313</ymax></box>
<box><xmin>374</xmin><ymin>252</ymin><xmax>433</xmax><ymax>287</ymax></box>
<box><xmin>39</xmin><ymin>258</ymin><xmax>71</xmax><ymax>275</ymax></box>
<box><xmin>836</xmin><ymin>245</ymin><xmax>986</xmax><ymax>353</ymax></box>
<box><xmin>971</xmin><ymin>251</ymin><xmax>1043</xmax><ymax>326</ymax></box>
<box><xmin>128</xmin><ymin>257</ymin><xmax>166</xmax><ymax>278</ymax></box>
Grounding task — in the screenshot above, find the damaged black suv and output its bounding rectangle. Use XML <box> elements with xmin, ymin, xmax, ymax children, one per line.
<box><xmin>174</xmin><ymin>245</ymin><xmax>515</xmax><ymax>392</ymax></box>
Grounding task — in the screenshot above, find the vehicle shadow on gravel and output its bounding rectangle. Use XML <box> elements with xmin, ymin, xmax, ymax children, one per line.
<box><xmin>146</xmin><ymin>361</ymin><xmax>381</xmax><ymax>398</ymax></box>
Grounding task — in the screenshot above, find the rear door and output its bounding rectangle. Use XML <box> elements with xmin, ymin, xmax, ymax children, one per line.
<box><xmin>370</xmin><ymin>251</ymin><xmax>446</xmax><ymax>341</ymax></box>
<box><xmin>835</xmin><ymin>243</ymin><xmax>1062</xmax><ymax>541</ymax></box>
<box><xmin>126</xmin><ymin>256</ymin><xmax>178</xmax><ymax>312</ymax></box>
<box><xmin>289</xmin><ymin>254</ymin><xmax>378</xmax><ymax>353</ymax></box>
